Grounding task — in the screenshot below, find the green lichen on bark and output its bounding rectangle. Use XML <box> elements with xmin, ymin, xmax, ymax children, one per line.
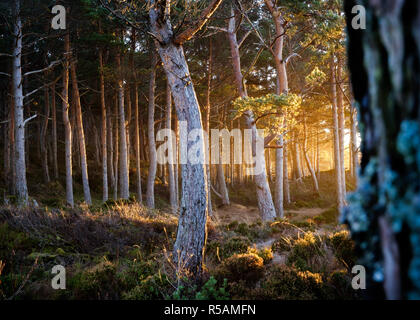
<box><xmin>344</xmin><ymin>0</ymin><xmax>420</xmax><ymax>299</ymax></box>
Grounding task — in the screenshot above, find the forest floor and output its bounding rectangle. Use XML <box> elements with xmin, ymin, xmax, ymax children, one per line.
<box><xmin>0</xmin><ymin>171</ymin><xmax>359</xmax><ymax>300</ymax></box>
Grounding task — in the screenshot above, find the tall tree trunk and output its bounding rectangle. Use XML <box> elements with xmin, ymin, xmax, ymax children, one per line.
<box><xmin>275</xmin><ymin>136</ymin><xmax>284</xmax><ymax>217</ymax></box>
<box><xmin>205</xmin><ymin>39</ymin><xmax>213</xmax><ymax>215</ymax></box>
<box><xmin>41</xmin><ymin>73</ymin><xmax>51</xmax><ymax>183</ymax></box>
<box><xmin>331</xmin><ymin>57</ymin><xmax>344</xmax><ymax>209</ymax></box>
<box><xmin>283</xmin><ymin>142</ymin><xmax>291</xmax><ymax>204</ymax></box>
<box><xmin>51</xmin><ymin>81</ymin><xmax>58</xmax><ymax>180</ymax></box>
<box><xmin>62</xmin><ymin>33</ymin><xmax>73</xmax><ymax>207</ymax></box>
<box><xmin>70</xmin><ymin>56</ymin><xmax>92</xmax><ymax>205</ymax></box>
<box><xmin>350</xmin><ymin>104</ymin><xmax>358</xmax><ymax>180</ymax></box>
<box><xmin>116</xmin><ymin>51</ymin><xmax>129</xmax><ymax>199</ymax></box>
<box><xmin>12</xmin><ymin>0</ymin><xmax>28</xmax><ymax>206</ymax></box>
<box><xmin>149</xmin><ymin>1</ymin><xmax>216</xmax><ymax>276</ymax></box>
<box><xmin>303</xmin><ymin>114</ymin><xmax>320</xmax><ymax>195</ymax></box>
<box><xmin>166</xmin><ymin>80</ymin><xmax>177</xmax><ymax>213</ymax></box>
<box><xmin>227</xmin><ymin>7</ymin><xmax>276</xmax><ymax>221</ymax></box>
<box><xmin>113</xmin><ymin>94</ymin><xmax>119</xmax><ymax>200</ymax></box>
<box><xmin>146</xmin><ymin>51</ymin><xmax>157</xmax><ymax>208</ymax></box>
<box><xmin>131</xmin><ymin>30</ymin><xmax>142</xmax><ymax>203</ymax></box>
<box><xmin>99</xmin><ymin>49</ymin><xmax>108</xmax><ymax>202</ymax></box>
<box><xmin>337</xmin><ymin>57</ymin><xmax>347</xmax><ymax>197</ymax></box>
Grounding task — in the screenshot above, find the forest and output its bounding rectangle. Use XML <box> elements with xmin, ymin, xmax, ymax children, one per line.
<box><xmin>0</xmin><ymin>0</ymin><xmax>419</xmax><ymax>301</ymax></box>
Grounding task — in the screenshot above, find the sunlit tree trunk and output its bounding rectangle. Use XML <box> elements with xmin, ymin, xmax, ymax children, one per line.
<box><xmin>70</xmin><ymin>54</ymin><xmax>92</xmax><ymax>205</ymax></box>
<box><xmin>116</xmin><ymin>50</ymin><xmax>129</xmax><ymax>199</ymax></box>
<box><xmin>146</xmin><ymin>51</ymin><xmax>157</xmax><ymax>208</ymax></box>
<box><xmin>331</xmin><ymin>57</ymin><xmax>344</xmax><ymax>209</ymax></box>
<box><xmin>227</xmin><ymin>7</ymin><xmax>276</xmax><ymax>221</ymax></box>
<box><xmin>166</xmin><ymin>81</ymin><xmax>177</xmax><ymax>213</ymax></box>
<box><xmin>131</xmin><ymin>29</ymin><xmax>142</xmax><ymax>203</ymax></box>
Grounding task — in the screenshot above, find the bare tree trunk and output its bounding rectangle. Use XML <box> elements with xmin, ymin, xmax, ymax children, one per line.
<box><xmin>146</xmin><ymin>51</ymin><xmax>157</xmax><ymax>208</ymax></box>
<box><xmin>337</xmin><ymin>57</ymin><xmax>347</xmax><ymax>197</ymax></box>
<box><xmin>41</xmin><ymin>73</ymin><xmax>51</xmax><ymax>184</ymax></box>
<box><xmin>113</xmin><ymin>94</ymin><xmax>119</xmax><ymax>200</ymax></box>
<box><xmin>130</xmin><ymin>30</ymin><xmax>142</xmax><ymax>203</ymax></box>
<box><xmin>116</xmin><ymin>51</ymin><xmax>129</xmax><ymax>199</ymax></box>
<box><xmin>62</xmin><ymin>33</ymin><xmax>74</xmax><ymax>207</ymax></box>
<box><xmin>149</xmin><ymin>1</ymin><xmax>217</xmax><ymax>276</ymax></box>
<box><xmin>303</xmin><ymin>114</ymin><xmax>320</xmax><ymax>195</ymax></box>
<box><xmin>331</xmin><ymin>57</ymin><xmax>344</xmax><ymax>209</ymax></box>
<box><xmin>99</xmin><ymin>49</ymin><xmax>108</xmax><ymax>202</ymax></box>
<box><xmin>283</xmin><ymin>142</ymin><xmax>291</xmax><ymax>204</ymax></box>
<box><xmin>12</xmin><ymin>0</ymin><xmax>28</xmax><ymax>206</ymax></box>
<box><xmin>205</xmin><ymin>39</ymin><xmax>213</xmax><ymax>215</ymax></box>
<box><xmin>51</xmin><ymin>81</ymin><xmax>58</xmax><ymax>180</ymax></box>
<box><xmin>350</xmin><ymin>104</ymin><xmax>358</xmax><ymax>180</ymax></box>
<box><xmin>275</xmin><ymin>136</ymin><xmax>284</xmax><ymax>217</ymax></box>
<box><xmin>166</xmin><ymin>80</ymin><xmax>177</xmax><ymax>213</ymax></box>
<box><xmin>227</xmin><ymin>7</ymin><xmax>276</xmax><ymax>221</ymax></box>
<box><xmin>70</xmin><ymin>55</ymin><xmax>92</xmax><ymax>205</ymax></box>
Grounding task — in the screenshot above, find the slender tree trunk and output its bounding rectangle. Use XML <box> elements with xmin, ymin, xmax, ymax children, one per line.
<box><xmin>62</xmin><ymin>33</ymin><xmax>73</xmax><ymax>207</ymax></box>
<box><xmin>275</xmin><ymin>136</ymin><xmax>284</xmax><ymax>217</ymax></box>
<box><xmin>337</xmin><ymin>57</ymin><xmax>347</xmax><ymax>197</ymax></box>
<box><xmin>331</xmin><ymin>57</ymin><xmax>344</xmax><ymax>209</ymax></box>
<box><xmin>303</xmin><ymin>114</ymin><xmax>320</xmax><ymax>195</ymax></box>
<box><xmin>205</xmin><ymin>39</ymin><xmax>213</xmax><ymax>215</ymax></box>
<box><xmin>12</xmin><ymin>0</ymin><xmax>28</xmax><ymax>206</ymax></box>
<box><xmin>227</xmin><ymin>8</ymin><xmax>276</xmax><ymax>221</ymax></box>
<box><xmin>166</xmin><ymin>80</ymin><xmax>177</xmax><ymax>213</ymax></box>
<box><xmin>116</xmin><ymin>51</ymin><xmax>129</xmax><ymax>199</ymax></box>
<box><xmin>41</xmin><ymin>73</ymin><xmax>50</xmax><ymax>184</ymax></box>
<box><xmin>283</xmin><ymin>142</ymin><xmax>291</xmax><ymax>204</ymax></box>
<box><xmin>70</xmin><ymin>56</ymin><xmax>92</xmax><ymax>205</ymax></box>
<box><xmin>51</xmin><ymin>81</ymin><xmax>58</xmax><ymax>180</ymax></box>
<box><xmin>350</xmin><ymin>104</ymin><xmax>358</xmax><ymax>180</ymax></box>
<box><xmin>99</xmin><ymin>49</ymin><xmax>108</xmax><ymax>202</ymax></box>
<box><xmin>131</xmin><ymin>29</ymin><xmax>142</xmax><ymax>203</ymax></box>
<box><xmin>146</xmin><ymin>51</ymin><xmax>157</xmax><ymax>208</ymax></box>
<box><xmin>113</xmin><ymin>93</ymin><xmax>119</xmax><ymax>200</ymax></box>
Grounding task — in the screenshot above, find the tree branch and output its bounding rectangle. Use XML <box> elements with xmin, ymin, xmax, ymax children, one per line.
<box><xmin>23</xmin><ymin>60</ymin><xmax>61</xmax><ymax>77</ymax></box>
<box><xmin>173</xmin><ymin>0</ymin><xmax>224</xmax><ymax>45</ymax></box>
<box><xmin>23</xmin><ymin>114</ymin><xmax>37</xmax><ymax>127</ymax></box>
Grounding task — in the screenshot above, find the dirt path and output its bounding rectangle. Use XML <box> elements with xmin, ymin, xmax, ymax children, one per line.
<box><xmin>214</xmin><ymin>203</ymin><xmax>330</xmax><ymax>266</ymax></box>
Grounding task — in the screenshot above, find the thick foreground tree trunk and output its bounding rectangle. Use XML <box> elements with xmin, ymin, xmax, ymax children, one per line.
<box><xmin>344</xmin><ymin>0</ymin><xmax>420</xmax><ymax>299</ymax></box>
<box><xmin>149</xmin><ymin>0</ymin><xmax>219</xmax><ymax>276</ymax></box>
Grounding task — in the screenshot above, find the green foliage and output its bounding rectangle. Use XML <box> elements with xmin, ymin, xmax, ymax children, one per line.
<box><xmin>327</xmin><ymin>230</ymin><xmax>356</xmax><ymax>269</ymax></box>
<box><xmin>171</xmin><ymin>277</ymin><xmax>229</xmax><ymax>300</ymax></box>
<box><xmin>207</xmin><ymin>236</ymin><xmax>251</xmax><ymax>260</ymax></box>
<box><xmin>314</xmin><ymin>207</ymin><xmax>339</xmax><ymax>225</ymax></box>
<box><xmin>214</xmin><ymin>253</ymin><xmax>264</xmax><ymax>284</ymax></box>
<box><xmin>259</xmin><ymin>266</ymin><xmax>327</xmax><ymax>300</ymax></box>
<box><xmin>287</xmin><ymin>232</ymin><xmax>326</xmax><ymax>272</ymax></box>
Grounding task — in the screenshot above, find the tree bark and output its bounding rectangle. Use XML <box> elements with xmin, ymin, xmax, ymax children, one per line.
<box><xmin>116</xmin><ymin>50</ymin><xmax>129</xmax><ymax>199</ymax></box>
<box><xmin>146</xmin><ymin>50</ymin><xmax>157</xmax><ymax>208</ymax></box>
<box><xmin>149</xmin><ymin>0</ymin><xmax>213</xmax><ymax>276</ymax></box>
<box><xmin>70</xmin><ymin>55</ymin><xmax>92</xmax><ymax>205</ymax></box>
<box><xmin>331</xmin><ymin>57</ymin><xmax>345</xmax><ymax>209</ymax></box>
<box><xmin>99</xmin><ymin>49</ymin><xmax>108</xmax><ymax>202</ymax></box>
<box><xmin>62</xmin><ymin>32</ymin><xmax>74</xmax><ymax>207</ymax></box>
<box><xmin>166</xmin><ymin>80</ymin><xmax>177</xmax><ymax>213</ymax></box>
<box><xmin>12</xmin><ymin>0</ymin><xmax>28</xmax><ymax>206</ymax></box>
<box><xmin>227</xmin><ymin>7</ymin><xmax>276</xmax><ymax>221</ymax></box>
<box><xmin>131</xmin><ymin>29</ymin><xmax>142</xmax><ymax>203</ymax></box>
